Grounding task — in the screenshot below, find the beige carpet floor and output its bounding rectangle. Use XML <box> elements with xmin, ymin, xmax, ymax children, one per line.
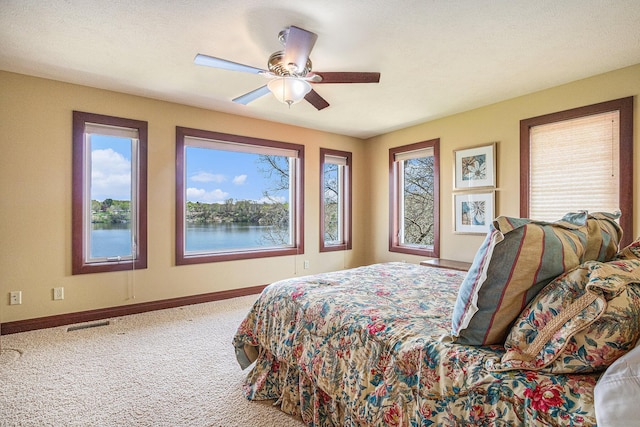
<box><xmin>0</xmin><ymin>295</ymin><xmax>305</xmax><ymax>427</ymax></box>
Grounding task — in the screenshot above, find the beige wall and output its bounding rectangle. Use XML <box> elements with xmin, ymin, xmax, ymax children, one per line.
<box><xmin>0</xmin><ymin>71</ymin><xmax>368</xmax><ymax>323</ymax></box>
<box><xmin>367</xmin><ymin>63</ymin><xmax>640</xmax><ymax>264</ymax></box>
<box><xmin>1</xmin><ymin>63</ymin><xmax>639</xmax><ymax>324</ymax></box>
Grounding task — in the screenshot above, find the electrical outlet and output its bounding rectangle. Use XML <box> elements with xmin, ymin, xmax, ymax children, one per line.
<box><xmin>303</xmin><ymin>260</ymin><xmax>310</xmax><ymax>269</ymax></box>
<box><xmin>53</xmin><ymin>287</ymin><xmax>64</xmax><ymax>300</ymax></box>
<box><xmin>10</xmin><ymin>291</ymin><xmax>22</xmax><ymax>305</ymax></box>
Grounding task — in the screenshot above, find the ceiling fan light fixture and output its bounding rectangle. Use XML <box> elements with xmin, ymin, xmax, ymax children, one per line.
<box><xmin>267</xmin><ymin>77</ymin><xmax>312</xmax><ymax>107</ymax></box>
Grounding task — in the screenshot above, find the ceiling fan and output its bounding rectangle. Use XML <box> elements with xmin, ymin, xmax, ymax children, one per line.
<box><xmin>194</xmin><ymin>25</ymin><xmax>381</xmax><ymax>110</ymax></box>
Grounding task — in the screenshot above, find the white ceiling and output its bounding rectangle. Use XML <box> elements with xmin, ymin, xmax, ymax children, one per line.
<box><xmin>1</xmin><ymin>0</ymin><xmax>639</xmax><ymax>139</ymax></box>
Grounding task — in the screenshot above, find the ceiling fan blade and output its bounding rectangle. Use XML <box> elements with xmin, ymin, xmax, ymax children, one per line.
<box><xmin>194</xmin><ymin>54</ymin><xmax>266</xmax><ymax>74</ymax></box>
<box><xmin>232</xmin><ymin>85</ymin><xmax>271</xmax><ymax>105</ymax></box>
<box><xmin>312</xmin><ymin>72</ymin><xmax>381</xmax><ymax>84</ymax></box>
<box><xmin>283</xmin><ymin>26</ymin><xmax>318</xmax><ymax>74</ymax></box>
<box><xmin>304</xmin><ymin>89</ymin><xmax>330</xmax><ymax>111</ymax></box>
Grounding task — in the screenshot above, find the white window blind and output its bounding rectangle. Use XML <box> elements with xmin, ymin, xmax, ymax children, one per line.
<box><xmin>394</xmin><ymin>147</ymin><xmax>434</xmax><ymax>162</ymax></box>
<box><xmin>325</xmin><ymin>154</ymin><xmax>348</xmax><ymax>166</ymax></box>
<box><xmin>529</xmin><ymin>111</ymin><xmax>620</xmax><ymax>221</ymax></box>
<box><xmin>85</xmin><ymin>122</ymin><xmax>139</xmax><ymax>139</ymax></box>
<box><xmin>185</xmin><ymin>136</ymin><xmax>298</xmax><ymax>158</ymax></box>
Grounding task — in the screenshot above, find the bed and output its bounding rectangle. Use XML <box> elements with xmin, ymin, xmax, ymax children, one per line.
<box><xmin>233</xmin><ymin>213</ymin><xmax>640</xmax><ymax>426</ymax></box>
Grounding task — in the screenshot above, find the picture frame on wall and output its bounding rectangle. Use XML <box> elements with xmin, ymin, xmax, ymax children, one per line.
<box><xmin>454</xmin><ymin>191</ymin><xmax>495</xmax><ymax>234</ymax></box>
<box><xmin>454</xmin><ymin>143</ymin><xmax>496</xmax><ymax>189</ymax></box>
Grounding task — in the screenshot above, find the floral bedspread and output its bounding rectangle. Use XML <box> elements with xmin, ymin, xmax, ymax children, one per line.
<box><xmin>233</xmin><ymin>263</ymin><xmax>598</xmax><ymax>426</ymax></box>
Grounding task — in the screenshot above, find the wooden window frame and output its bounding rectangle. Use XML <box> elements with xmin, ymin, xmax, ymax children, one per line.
<box><xmin>320</xmin><ymin>148</ymin><xmax>352</xmax><ymax>252</ymax></box>
<box><xmin>389</xmin><ymin>138</ymin><xmax>440</xmax><ymax>258</ymax></box>
<box><xmin>175</xmin><ymin>126</ymin><xmax>305</xmax><ymax>265</ymax></box>
<box><xmin>520</xmin><ymin>96</ymin><xmax>634</xmax><ymax>247</ymax></box>
<box><xmin>72</xmin><ymin>111</ymin><xmax>148</xmax><ymax>274</ymax></box>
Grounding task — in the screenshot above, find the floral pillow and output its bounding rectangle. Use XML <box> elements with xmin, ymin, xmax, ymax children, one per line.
<box><xmin>489</xmin><ymin>259</ymin><xmax>640</xmax><ymax>373</ymax></box>
<box><xmin>615</xmin><ymin>237</ymin><xmax>640</xmax><ymax>261</ymax></box>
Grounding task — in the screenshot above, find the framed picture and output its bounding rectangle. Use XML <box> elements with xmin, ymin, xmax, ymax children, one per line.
<box><xmin>454</xmin><ymin>191</ymin><xmax>494</xmax><ymax>234</ymax></box>
<box><xmin>454</xmin><ymin>143</ymin><xmax>496</xmax><ymax>189</ymax></box>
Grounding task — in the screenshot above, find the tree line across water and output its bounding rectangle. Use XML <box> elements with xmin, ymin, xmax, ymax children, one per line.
<box><xmin>91</xmin><ymin>199</ymin><xmax>131</xmax><ymax>224</ymax></box>
<box><xmin>185</xmin><ymin>200</ymin><xmax>288</xmax><ymax>226</ymax></box>
<box><xmin>91</xmin><ymin>198</ymin><xmax>288</xmax><ymax>226</ymax></box>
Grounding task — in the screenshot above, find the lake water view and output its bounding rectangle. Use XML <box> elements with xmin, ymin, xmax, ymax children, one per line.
<box><xmin>186</xmin><ymin>223</ymin><xmax>287</xmax><ymax>251</ymax></box>
<box><xmin>91</xmin><ymin>224</ymin><xmax>132</xmax><ymax>258</ymax></box>
<box><xmin>91</xmin><ymin>223</ymin><xmax>287</xmax><ymax>257</ymax></box>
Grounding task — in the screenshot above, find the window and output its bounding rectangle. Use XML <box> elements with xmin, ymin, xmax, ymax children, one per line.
<box><xmin>175</xmin><ymin>127</ymin><xmax>304</xmax><ymax>265</ymax></box>
<box><xmin>520</xmin><ymin>96</ymin><xmax>633</xmax><ymax>247</ymax></box>
<box><xmin>72</xmin><ymin>111</ymin><xmax>147</xmax><ymax>274</ymax></box>
<box><xmin>320</xmin><ymin>148</ymin><xmax>352</xmax><ymax>252</ymax></box>
<box><xmin>389</xmin><ymin>139</ymin><xmax>440</xmax><ymax>257</ymax></box>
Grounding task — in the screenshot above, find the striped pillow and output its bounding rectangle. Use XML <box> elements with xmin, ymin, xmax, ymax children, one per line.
<box><xmin>585</xmin><ymin>212</ymin><xmax>622</xmax><ymax>261</ymax></box>
<box><xmin>450</xmin><ymin>212</ymin><xmax>622</xmax><ymax>346</ymax></box>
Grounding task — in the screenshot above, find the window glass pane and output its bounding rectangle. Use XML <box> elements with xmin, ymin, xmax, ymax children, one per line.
<box><xmin>184</xmin><ymin>145</ymin><xmax>294</xmax><ymax>253</ymax></box>
<box><xmin>89</xmin><ymin>134</ymin><xmax>133</xmax><ymax>259</ymax></box>
<box><xmin>323</xmin><ymin>162</ymin><xmax>341</xmax><ymax>244</ymax></box>
<box><xmin>401</xmin><ymin>155</ymin><xmax>435</xmax><ymax>247</ymax></box>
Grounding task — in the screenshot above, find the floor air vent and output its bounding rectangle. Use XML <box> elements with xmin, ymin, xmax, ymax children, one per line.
<box><xmin>67</xmin><ymin>320</ymin><xmax>110</xmax><ymax>332</ymax></box>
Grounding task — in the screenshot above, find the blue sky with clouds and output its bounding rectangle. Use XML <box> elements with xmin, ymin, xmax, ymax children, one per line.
<box><xmin>90</xmin><ymin>135</ymin><xmax>132</xmax><ymax>202</ymax></box>
<box><xmin>186</xmin><ymin>146</ymin><xmax>287</xmax><ymax>203</ymax></box>
<box><xmin>91</xmin><ymin>137</ymin><xmax>289</xmax><ymax>204</ymax></box>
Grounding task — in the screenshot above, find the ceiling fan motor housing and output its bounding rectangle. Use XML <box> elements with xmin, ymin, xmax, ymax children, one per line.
<box><xmin>268</xmin><ymin>51</ymin><xmax>312</xmax><ymax>77</ymax></box>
